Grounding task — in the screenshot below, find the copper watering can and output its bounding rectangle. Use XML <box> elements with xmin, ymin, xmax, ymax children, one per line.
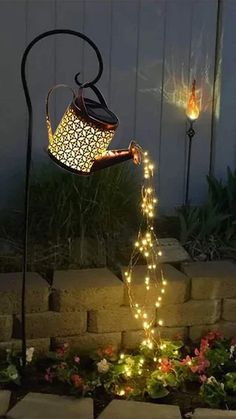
<box><xmin>46</xmin><ymin>79</ymin><xmax>141</xmax><ymax>175</ymax></box>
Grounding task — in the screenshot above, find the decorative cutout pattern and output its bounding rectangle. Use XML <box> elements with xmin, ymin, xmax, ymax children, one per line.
<box><xmin>48</xmin><ymin>106</ymin><xmax>115</xmax><ymax>173</ymax></box>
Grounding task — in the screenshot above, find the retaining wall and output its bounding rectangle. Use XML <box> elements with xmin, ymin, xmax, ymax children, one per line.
<box><xmin>0</xmin><ymin>261</ymin><xmax>235</xmax><ymax>355</ymax></box>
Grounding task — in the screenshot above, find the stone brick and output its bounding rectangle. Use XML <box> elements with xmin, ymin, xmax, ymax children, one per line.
<box><xmin>223</xmin><ymin>299</ymin><xmax>236</xmax><ymax>322</ymax></box>
<box><xmin>98</xmin><ymin>399</ymin><xmax>182</xmax><ymax>419</ymax></box>
<box><xmin>151</xmin><ymin>238</ymin><xmax>190</xmax><ymax>263</ymax></box>
<box><xmin>0</xmin><ymin>272</ymin><xmax>49</xmax><ymax>314</ymax></box>
<box><xmin>123</xmin><ymin>264</ymin><xmax>189</xmax><ymax>306</ymax></box>
<box><xmin>7</xmin><ymin>393</ymin><xmax>93</xmax><ymax>419</ymax></box>
<box><xmin>0</xmin><ymin>315</ymin><xmax>12</xmax><ymax>341</ymax></box>
<box><xmin>88</xmin><ymin>307</ymin><xmax>155</xmax><ymax>333</ymax></box>
<box><xmin>158</xmin><ymin>300</ymin><xmax>221</xmax><ymax>327</ymax></box>
<box><xmin>0</xmin><ymin>338</ymin><xmax>50</xmax><ymax>355</ymax></box>
<box><xmin>0</xmin><ymin>390</ymin><xmax>11</xmax><ymax>416</ymax></box>
<box><xmin>182</xmin><ymin>261</ymin><xmax>236</xmax><ymax>299</ymax></box>
<box><xmin>52</xmin><ymin>332</ymin><xmax>121</xmax><ymax>353</ymax></box>
<box><xmin>122</xmin><ymin>326</ymin><xmax>187</xmax><ymax>349</ymax></box>
<box><xmin>51</xmin><ymin>268</ymin><xmax>123</xmax><ymax>311</ymax></box>
<box><xmin>193</xmin><ymin>408</ymin><xmax>236</xmax><ymax>418</ymax></box>
<box><xmin>13</xmin><ymin>311</ymin><xmax>87</xmax><ymax>339</ymax></box>
<box><xmin>189</xmin><ymin>321</ymin><xmax>236</xmax><ymax>341</ymax></box>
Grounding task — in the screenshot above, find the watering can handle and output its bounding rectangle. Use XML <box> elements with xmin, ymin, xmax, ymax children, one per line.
<box><xmin>46</xmin><ymin>84</ymin><xmax>76</xmax><ymax>142</ymax></box>
<box><xmin>77</xmin><ymin>84</ymin><xmax>108</xmax><ymax>118</ymax></box>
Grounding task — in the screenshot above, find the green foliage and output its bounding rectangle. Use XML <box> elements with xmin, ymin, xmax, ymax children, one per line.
<box><xmin>0</xmin><ymin>162</ymin><xmax>142</xmax><ymax>271</ymax></box>
<box><xmin>200</xmin><ymin>377</ymin><xmax>226</xmax><ymax>408</ymax></box>
<box><xmin>225</xmin><ymin>372</ymin><xmax>236</xmax><ymax>394</ymax></box>
<box><xmin>146</xmin><ymin>371</ymin><xmax>169</xmax><ymax>398</ymax></box>
<box><xmin>205</xmin><ymin>344</ymin><xmax>231</xmax><ymax>376</ymax></box>
<box><xmin>0</xmin><ymin>349</ymin><xmax>22</xmax><ymax>385</ymax></box>
<box><xmin>178</xmin><ymin>168</ymin><xmax>236</xmax><ymax>261</ymax></box>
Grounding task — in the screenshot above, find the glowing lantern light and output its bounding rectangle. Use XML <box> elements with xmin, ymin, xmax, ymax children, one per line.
<box><xmin>46</xmin><ymin>84</ymin><xmax>141</xmax><ymax>175</ymax></box>
<box><xmin>186</xmin><ymin>79</ymin><xmax>200</xmax><ymax>121</ymax></box>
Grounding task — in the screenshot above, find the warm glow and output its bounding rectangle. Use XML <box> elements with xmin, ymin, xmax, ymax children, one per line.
<box><xmin>186</xmin><ymin>80</ymin><xmax>200</xmax><ymax>121</ymax></box>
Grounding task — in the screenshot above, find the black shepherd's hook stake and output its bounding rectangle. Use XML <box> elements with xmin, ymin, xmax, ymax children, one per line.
<box><xmin>21</xmin><ymin>29</ymin><xmax>103</xmax><ymax>368</ymax></box>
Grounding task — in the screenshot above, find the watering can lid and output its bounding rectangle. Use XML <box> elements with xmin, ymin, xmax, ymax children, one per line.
<box><xmin>74</xmin><ymin>96</ymin><xmax>119</xmax><ymax>127</ymax></box>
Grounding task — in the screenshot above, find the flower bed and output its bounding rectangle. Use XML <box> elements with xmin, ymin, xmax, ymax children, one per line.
<box><xmin>1</xmin><ymin>331</ymin><xmax>236</xmax><ymax>416</ymax></box>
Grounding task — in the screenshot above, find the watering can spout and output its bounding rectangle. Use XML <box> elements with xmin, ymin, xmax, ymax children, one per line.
<box><xmin>91</xmin><ymin>141</ymin><xmax>141</xmax><ymax>172</ymax></box>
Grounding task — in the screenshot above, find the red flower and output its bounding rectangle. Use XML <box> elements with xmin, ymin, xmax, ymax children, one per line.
<box><xmin>104</xmin><ymin>346</ymin><xmax>113</xmax><ymax>357</ymax></box>
<box><xmin>71</xmin><ymin>374</ymin><xmax>83</xmax><ymax>389</ymax></box>
<box><xmin>231</xmin><ymin>337</ymin><xmax>236</xmax><ymax>347</ymax></box>
<box><xmin>56</xmin><ymin>343</ymin><xmax>69</xmax><ymax>357</ymax></box>
<box><xmin>98</xmin><ymin>346</ymin><xmax>113</xmax><ymax>358</ymax></box>
<box><xmin>125</xmin><ymin>386</ymin><xmax>134</xmax><ymax>395</ymax></box>
<box><xmin>159</xmin><ymin>358</ymin><xmax>173</xmax><ymax>373</ymax></box>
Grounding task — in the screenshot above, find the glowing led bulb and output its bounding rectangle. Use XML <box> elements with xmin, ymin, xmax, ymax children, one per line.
<box><xmin>158</xmin><ymin>251</ymin><xmax>162</xmax><ymax>256</ymax></box>
<box><xmin>155</xmin><ymin>302</ymin><xmax>160</xmax><ymax>308</ymax></box>
<box><xmin>163</xmin><ymin>280</ymin><xmax>167</xmax><ymax>285</ymax></box>
<box><xmin>161</xmin><ymin>288</ymin><xmax>165</xmax><ymax>293</ymax></box>
<box><xmin>120</xmin><ymin>353</ymin><xmax>125</xmax><ymax>359</ymax></box>
<box><xmin>158</xmin><ymin>320</ymin><xmax>163</xmax><ymax>326</ymax></box>
<box><xmin>119</xmin><ymin>389</ymin><xmax>125</xmax><ymax>396</ymax></box>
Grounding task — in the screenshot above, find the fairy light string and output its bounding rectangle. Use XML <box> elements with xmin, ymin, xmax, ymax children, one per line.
<box><xmin>124</xmin><ymin>150</ymin><xmax>167</xmax><ymax>350</ymax></box>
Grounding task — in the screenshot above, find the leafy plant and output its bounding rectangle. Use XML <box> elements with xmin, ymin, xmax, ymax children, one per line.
<box><xmin>200</xmin><ymin>376</ymin><xmax>226</xmax><ymax>408</ymax></box>
<box><xmin>146</xmin><ymin>371</ymin><xmax>169</xmax><ymax>398</ymax></box>
<box><xmin>225</xmin><ymin>372</ymin><xmax>236</xmax><ymax>394</ymax></box>
<box><xmin>0</xmin><ymin>161</ymin><xmax>142</xmax><ymax>271</ymax></box>
<box><xmin>178</xmin><ymin>168</ymin><xmax>236</xmax><ymax>261</ymax></box>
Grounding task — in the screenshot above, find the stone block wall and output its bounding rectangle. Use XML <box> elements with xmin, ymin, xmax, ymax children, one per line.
<box><xmin>0</xmin><ymin>261</ymin><xmax>236</xmax><ymax>355</ymax></box>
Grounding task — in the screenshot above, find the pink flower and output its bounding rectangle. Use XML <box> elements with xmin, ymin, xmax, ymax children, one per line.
<box><xmin>200</xmin><ymin>374</ymin><xmax>207</xmax><ymax>383</ymax></box>
<box><xmin>205</xmin><ymin>331</ymin><xmax>223</xmax><ymax>343</ymax></box>
<box><xmin>181</xmin><ymin>355</ymin><xmax>192</xmax><ymax>366</ymax></box>
<box><xmin>74</xmin><ymin>356</ymin><xmax>80</xmax><ymax>364</ymax></box>
<box><xmin>45</xmin><ymin>367</ymin><xmax>54</xmax><ymax>383</ymax></box>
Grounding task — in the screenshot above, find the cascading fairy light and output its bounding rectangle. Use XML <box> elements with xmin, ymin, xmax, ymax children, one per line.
<box><xmin>124</xmin><ymin>150</ymin><xmax>167</xmax><ymax>349</ymax></box>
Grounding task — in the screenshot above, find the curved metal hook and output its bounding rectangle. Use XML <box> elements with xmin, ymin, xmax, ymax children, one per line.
<box><xmin>20</xmin><ymin>29</ymin><xmax>103</xmax><ymax>368</ymax></box>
